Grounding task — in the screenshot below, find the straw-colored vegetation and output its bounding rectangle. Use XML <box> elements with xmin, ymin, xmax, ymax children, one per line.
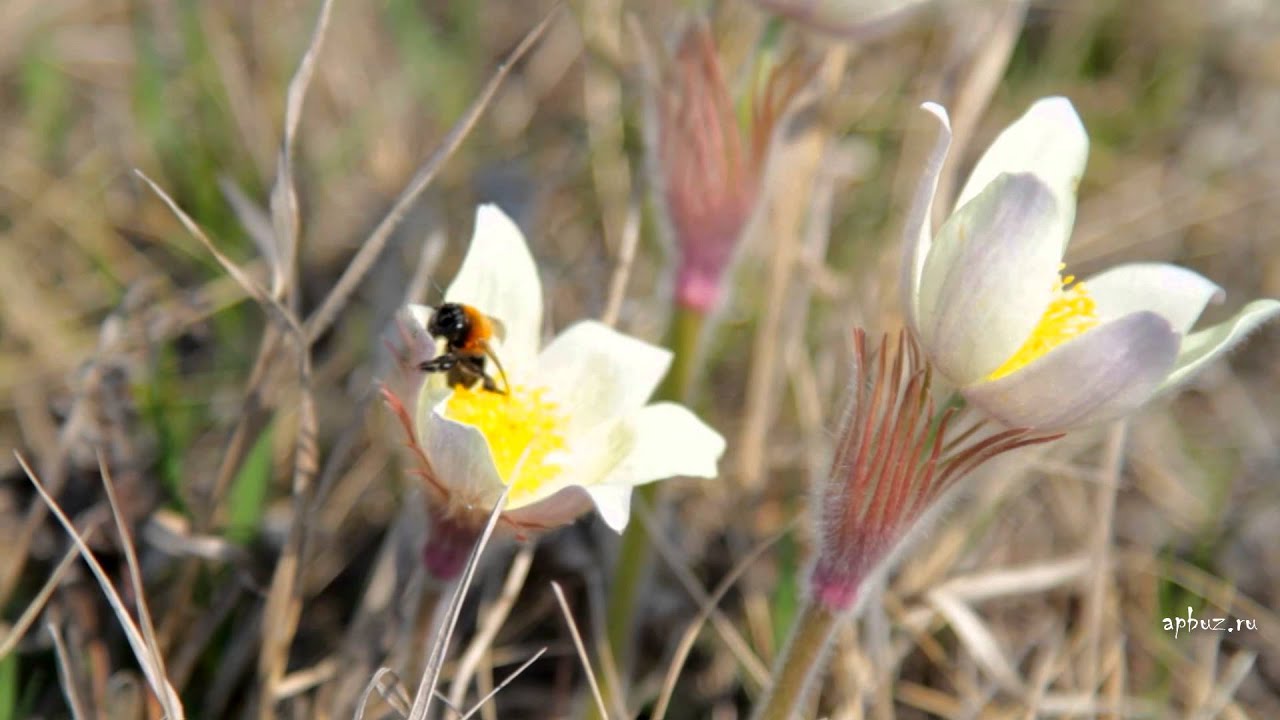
<box><xmin>2</xmin><ymin>0</ymin><xmax>1278</xmax><ymax>717</ymax></box>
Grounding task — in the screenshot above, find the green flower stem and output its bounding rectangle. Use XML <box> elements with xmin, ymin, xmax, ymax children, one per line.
<box><xmin>597</xmin><ymin>304</ymin><xmax>703</xmax><ymax>714</ymax></box>
<box><xmin>751</xmin><ymin>598</ymin><xmax>840</xmax><ymax>720</ymax></box>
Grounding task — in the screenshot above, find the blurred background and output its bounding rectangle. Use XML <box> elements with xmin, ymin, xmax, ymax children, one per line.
<box><xmin>1</xmin><ymin>0</ymin><xmax>1279</xmax><ymax>717</ymax></box>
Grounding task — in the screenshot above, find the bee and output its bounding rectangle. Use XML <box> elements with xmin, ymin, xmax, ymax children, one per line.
<box><xmin>417</xmin><ymin>302</ymin><xmax>510</xmax><ymax>394</ymax></box>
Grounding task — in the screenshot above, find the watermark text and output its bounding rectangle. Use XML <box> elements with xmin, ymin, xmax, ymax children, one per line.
<box><xmin>1162</xmin><ymin>606</ymin><xmax>1257</xmax><ymax>639</ymax></box>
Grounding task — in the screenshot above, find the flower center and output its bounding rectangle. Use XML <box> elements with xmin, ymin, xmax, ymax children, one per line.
<box><xmin>444</xmin><ymin>384</ymin><xmax>568</xmax><ymax>502</ymax></box>
<box><xmin>987</xmin><ymin>267</ymin><xmax>1098</xmax><ymax>381</ymax></box>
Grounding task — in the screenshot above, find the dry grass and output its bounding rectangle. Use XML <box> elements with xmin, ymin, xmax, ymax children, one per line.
<box><xmin>2</xmin><ymin>0</ymin><xmax>1279</xmax><ymax>718</ymax></box>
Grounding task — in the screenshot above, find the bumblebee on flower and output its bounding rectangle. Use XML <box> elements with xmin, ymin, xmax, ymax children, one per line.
<box><xmin>381</xmin><ymin>205</ymin><xmax>726</xmax><ymax>579</ymax></box>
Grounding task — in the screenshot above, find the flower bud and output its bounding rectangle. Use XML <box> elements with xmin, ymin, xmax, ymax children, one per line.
<box><xmin>651</xmin><ymin>23</ymin><xmax>793</xmax><ymax>314</ymax></box>
<box><xmin>810</xmin><ymin>330</ymin><xmax>1060</xmax><ymax>613</ymax></box>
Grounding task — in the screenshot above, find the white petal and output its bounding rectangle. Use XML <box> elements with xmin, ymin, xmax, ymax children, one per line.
<box><xmin>1084</xmin><ymin>263</ymin><xmax>1224</xmax><ymax>331</ymax></box>
<box><xmin>585</xmin><ymin>485</ymin><xmax>633</xmax><ymax>532</ymax></box>
<box><xmin>1157</xmin><ymin>298</ymin><xmax>1280</xmax><ymax>393</ymax></box>
<box><xmin>603</xmin><ymin>402</ymin><xmax>726</xmax><ymax>485</ymax></box>
<box><xmin>444</xmin><ymin>205</ymin><xmax>543</xmax><ymax>371</ymax></box>
<box><xmin>901</xmin><ymin>102</ymin><xmax>953</xmax><ymax>336</ymax></box>
<box><xmin>589</xmin><ymin>403</ymin><xmax>726</xmax><ymax>532</ymax></box>
<box><xmin>510</xmin><ymin>403</ymin><xmax>725</xmax><ymax>533</ymax></box>
<box><xmin>955</xmin><ymin>97</ymin><xmax>1088</xmax><ymax>251</ymax></box>
<box><xmin>962</xmin><ymin>311</ymin><xmax>1180</xmax><ymax>430</ymax></box>
<box><xmin>418</xmin><ymin>395</ymin><xmax>505</xmax><ymax>507</ymax></box>
<box><xmin>536</xmin><ymin>321</ymin><xmax>673</xmax><ymax>433</ymax></box>
<box><xmin>918</xmin><ymin>173</ymin><xmax>1065</xmax><ymax>384</ymax></box>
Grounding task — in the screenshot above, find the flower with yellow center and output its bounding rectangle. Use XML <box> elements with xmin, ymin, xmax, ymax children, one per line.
<box><xmin>901</xmin><ymin>97</ymin><xmax>1280</xmax><ymax>430</ymax></box>
<box><xmin>394</xmin><ymin>205</ymin><xmax>726</xmax><ymax>532</ymax></box>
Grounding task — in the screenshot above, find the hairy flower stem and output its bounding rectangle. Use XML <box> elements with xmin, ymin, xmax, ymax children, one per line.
<box><xmin>598</xmin><ymin>305</ymin><xmax>703</xmax><ymax>712</ymax></box>
<box><xmin>751</xmin><ymin>598</ymin><xmax>840</xmax><ymax>720</ymax></box>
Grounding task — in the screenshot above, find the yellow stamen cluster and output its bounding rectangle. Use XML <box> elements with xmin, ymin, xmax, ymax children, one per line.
<box><xmin>987</xmin><ymin>267</ymin><xmax>1098</xmax><ymax>380</ymax></box>
<box><xmin>445</xmin><ymin>384</ymin><xmax>567</xmax><ymax>502</ymax></box>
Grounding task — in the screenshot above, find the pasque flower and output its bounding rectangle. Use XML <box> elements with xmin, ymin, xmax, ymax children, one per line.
<box><xmin>901</xmin><ymin>97</ymin><xmax>1280</xmax><ymax>431</ymax></box>
<box><xmin>383</xmin><ymin>206</ymin><xmax>725</xmax><ymax>574</ymax></box>
<box><xmin>651</xmin><ymin>22</ymin><xmax>792</xmax><ymax>314</ymax></box>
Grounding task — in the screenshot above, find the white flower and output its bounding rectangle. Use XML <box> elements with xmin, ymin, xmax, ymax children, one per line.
<box><xmin>390</xmin><ymin>205</ymin><xmax>726</xmax><ymax>533</ymax></box>
<box><xmin>901</xmin><ymin>97</ymin><xmax>1280</xmax><ymax>431</ymax></box>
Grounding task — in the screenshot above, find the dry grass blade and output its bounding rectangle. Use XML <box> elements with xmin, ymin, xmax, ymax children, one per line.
<box><xmin>16</xmin><ymin>452</ymin><xmax>185</xmax><ymax>719</ymax></box>
<box><xmin>303</xmin><ymin>5</ymin><xmax>562</xmax><ymax>343</ymax></box>
<box><xmin>1083</xmin><ymin>421</ymin><xmax>1127</xmax><ymax>695</ymax></box>
<box><xmin>1193</xmin><ymin>651</ymin><xmax>1257</xmax><ymax>720</ymax></box>
<box><xmin>137</xmin><ymin>169</ymin><xmax>308</xmax><ymax>345</ymax></box>
<box><xmin>95</xmin><ymin>451</ymin><xmax>180</xmax><ymax>712</ymax></box>
<box><xmin>357</xmin><ymin>667</ymin><xmax>412</xmax><ymax>719</ymax></box>
<box><xmin>936</xmin><ymin>555</ymin><xmax>1091</xmax><ymax>604</ymax></box>
<box><xmin>551</xmin><ymin>582</ymin><xmax>608</xmax><ymax>720</ymax></box>
<box><xmin>218</xmin><ymin>176</ymin><xmax>277</xmax><ymax>267</ymax></box>
<box><xmin>447</xmin><ymin>545</ymin><xmax>535</xmax><ymax>711</ymax></box>
<box><xmin>46</xmin><ymin>620</ymin><xmax>90</xmax><ymax>720</ymax></box>
<box><xmin>599</xmin><ymin>192</ymin><xmax>641</xmax><ymax>327</ymax></box>
<box><xmin>257</xmin><ymin>350</ymin><xmax>318</xmax><ymax>718</ymax></box>
<box><xmin>137</xmin><ymin>167</ymin><xmax>314</xmax><ymax>718</ymax></box>
<box><xmin>0</xmin><ymin>533</ymin><xmax>87</xmax><ymax>659</ymax></box>
<box><xmin>737</xmin><ymin>46</ymin><xmax>849</xmax><ymax>490</ymax></box>
<box><xmin>458</xmin><ymin>647</ymin><xmax>548</xmax><ymax>720</ymax></box>
<box><xmin>406</xmin><ymin>485</ymin><xmax>512</xmax><ymax>720</ymax></box>
<box><xmin>651</xmin><ymin>522</ymin><xmax>794</xmax><ymax>720</ymax></box>
<box><xmin>135</xmin><ymin>170</ymin><xmax>272</xmax><ymax>310</ymax></box>
<box><xmin>925</xmin><ymin>588</ymin><xmax>1023</xmax><ymax>695</ymax></box>
<box><xmin>271</xmin><ymin>0</ymin><xmax>336</xmax><ymax>292</ymax></box>
<box><xmin>273</xmin><ymin>658</ymin><xmax>338</xmax><ymax>700</ymax></box>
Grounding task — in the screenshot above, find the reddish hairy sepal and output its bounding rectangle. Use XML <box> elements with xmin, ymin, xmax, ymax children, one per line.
<box><xmin>810</xmin><ymin>330</ymin><xmax>1062</xmax><ymax>613</ymax></box>
<box><xmin>654</xmin><ymin>23</ymin><xmax>801</xmax><ymax>313</ymax></box>
<box><xmin>380</xmin><ymin>385</ymin><xmax>447</xmax><ymax>499</ymax></box>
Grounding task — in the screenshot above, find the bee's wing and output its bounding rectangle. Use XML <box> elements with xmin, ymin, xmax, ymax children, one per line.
<box><xmin>485</xmin><ymin>314</ymin><xmax>507</xmax><ymax>342</ymax></box>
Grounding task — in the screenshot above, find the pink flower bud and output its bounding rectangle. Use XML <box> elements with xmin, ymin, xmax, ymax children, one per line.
<box><xmin>652</xmin><ymin>23</ymin><xmax>794</xmax><ymax>314</ymax></box>
<box><xmin>810</xmin><ymin>330</ymin><xmax>1061</xmax><ymax>613</ymax></box>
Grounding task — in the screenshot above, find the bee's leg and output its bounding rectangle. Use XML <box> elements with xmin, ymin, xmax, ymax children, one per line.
<box><xmin>461</xmin><ymin>356</ymin><xmax>504</xmax><ymax>394</ymax></box>
<box><xmin>419</xmin><ymin>354</ymin><xmax>457</xmax><ymax>373</ymax></box>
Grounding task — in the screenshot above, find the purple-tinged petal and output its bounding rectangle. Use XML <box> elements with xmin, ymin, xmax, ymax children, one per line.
<box><xmin>954</xmin><ymin>97</ymin><xmax>1088</xmax><ymax>252</ymax></box>
<box><xmin>1084</xmin><ymin>263</ymin><xmax>1224</xmax><ymax>331</ymax></box>
<box><xmin>962</xmin><ymin>311</ymin><xmax>1179</xmax><ymax>430</ymax></box>
<box><xmin>503</xmin><ymin>486</ymin><xmax>595</xmax><ymax>531</ymax></box>
<box><xmin>918</xmin><ymin>173</ymin><xmax>1064</xmax><ymax>384</ymax></box>
<box><xmin>900</xmin><ymin>102</ymin><xmax>952</xmax><ymax>337</ymax></box>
